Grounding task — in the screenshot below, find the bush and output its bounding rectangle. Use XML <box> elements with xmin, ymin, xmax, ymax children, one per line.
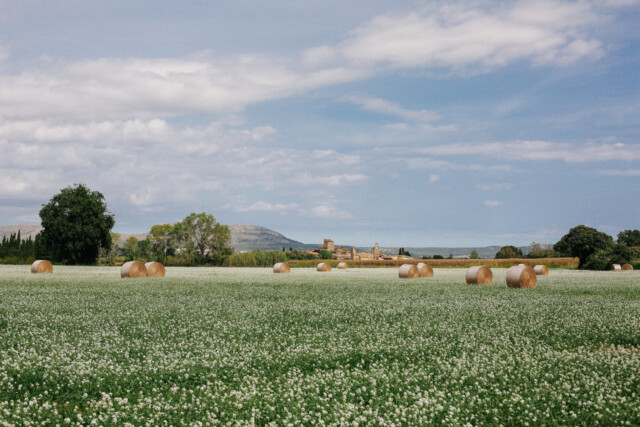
<box><xmin>583</xmin><ymin>244</ymin><xmax>633</xmax><ymax>270</ymax></box>
<box><xmin>224</xmin><ymin>251</ymin><xmax>287</xmax><ymax>267</ymax></box>
<box><xmin>319</xmin><ymin>249</ymin><xmax>332</xmax><ymax>260</ymax></box>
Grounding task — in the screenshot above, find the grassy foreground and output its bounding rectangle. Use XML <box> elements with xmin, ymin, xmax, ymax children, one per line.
<box><xmin>0</xmin><ymin>266</ymin><xmax>638</xmax><ymax>425</ymax></box>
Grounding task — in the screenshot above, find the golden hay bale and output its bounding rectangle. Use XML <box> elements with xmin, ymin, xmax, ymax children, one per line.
<box><xmin>316</xmin><ymin>262</ymin><xmax>331</xmax><ymax>272</ymax></box>
<box><xmin>465</xmin><ymin>266</ymin><xmax>493</xmax><ymax>285</ymax></box>
<box><xmin>31</xmin><ymin>260</ymin><xmax>53</xmax><ymax>274</ymax></box>
<box><xmin>145</xmin><ymin>262</ymin><xmax>165</xmax><ymax>277</ymax></box>
<box><xmin>337</xmin><ymin>262</ymin><xmax>348</xmax><ymax>269</ymax></box>
<box><xmin>121</xmin><ymin>261</ymin><xmax>147</xmax><ymax>278</ymax></box>
<box><xmin>621</xmin><ymin>264</ymin><xmax>633</xmax><ymax>271</ymax></box>
<box><xmin>398</xmin><ymin>264</ymin><xmax>419</xmax><ymax>279</ymax></box>
<box><xmin>273</xmin><ymin>262</ymin><xmax>290</xmax><ymax>273</ymax></box>
<box><xmin>506</xmin><ymin>265</ymin><xmax>537</xmax><ymax>288</ymax></box>
<box><xmin>533</xmin><ymin>265</ymin><xmax>549</xmax><ymax>275</ymax></box>
<box><xmin>416</xmin><ymin>262</ymin><xmax>433</xmax><ymax>277</ymax></box>
<box><xmin>611</xmin><ymin>264</ymin><xmax>622</xmax><ymax>271</ymax></box>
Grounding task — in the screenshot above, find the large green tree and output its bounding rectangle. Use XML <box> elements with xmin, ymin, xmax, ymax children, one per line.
<box><xmin>39</xmin><ymin>184</ymin><xmax>115</xmax><ymax>264</ymax></box>
<box><xmin>175</xmin><ymin>212</ymin><xmax>231</xmax><ymax>265</ymax></box>
<box><xmin>617</xmin><ymin>229</ymin><xmax>640</xmax><ymax>247</ymax></box>
<box><xmin>148</xmin><ymin>224</ymin><xmax>176</xmax><ymax>263</ymax></box>
<box><xmin>554</xmin><ymin>225</ymin><xmax>613</xmax><ymax>269</ymax></box>
<box><xmin>495</xmin><ymin>245</ymin><xmax>523</xmax><ymax>259</ymax></box>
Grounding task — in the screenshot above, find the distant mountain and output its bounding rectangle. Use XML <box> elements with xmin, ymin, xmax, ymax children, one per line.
<box><xmin>0</xmin><ymin>224</ymin><xmax>42</xmax><ymax>240</ymax></box>
<box><xmin>0</xmin><ymin>223</ymin><xmax>547</xmax><ymax>257</ymax></box>
<box><xmin>228</xmin><ymin>224</ymin><xmax>316</xmax><ymax>252</ymax></box>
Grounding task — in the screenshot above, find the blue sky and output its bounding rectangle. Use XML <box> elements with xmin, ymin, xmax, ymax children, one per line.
<box><xmin>0</xmin><ymin>0</ymin><xmax>638</xmax><ymax>246</ymax></box>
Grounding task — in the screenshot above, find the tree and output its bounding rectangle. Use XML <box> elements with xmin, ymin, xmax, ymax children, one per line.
<box><xmin>495</xmin><ymin>246</ymin><xmax>523</xmax><ymax>259</ymax></box>
<box><xmin>469</xmin><ymin>249</ymin><xmax>479</xmax><ymax>259</ymax></box>
<box><xmin>617</xmin><ymin>229</ymin><xmax>640</xmax><ymax>247</ymax></box>
<box><xmin>583</xmin><ymin>243</ymin><xmax>633</xmax><ymax>270</ymax></box>
<box><xmin>554</xmin><ymin>225</ymin><xmax>613</xmax><ymax>269</ymax></box>
<box><xmin>319</xmin><ymin>249</ymin><xmax>333</xmax><ymax>259</ymax></box>
<box><xmin>175</xmin><ymin>212</ymin><xmax>231</xmax><ymax>265</ymax></box>
<box><xmin>148</xmin><ymin>224</ymin><xmax>175</xmax><ymax>263</ymax></box>
<box><xmin>39</xmin><ymin>184</ymin><xmax>115</xmax><ymax>264</ymax></box>
<box><xmin>124</xmin><ymin>236</ymin><xmax>139</xmax><ymax>261</ymax></box>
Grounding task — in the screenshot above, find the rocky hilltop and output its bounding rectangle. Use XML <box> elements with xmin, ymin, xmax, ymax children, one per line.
<box><xmin>228</xmin><ymin>224</ymin><xmax>314</xmax><ymax>252</ymax></box>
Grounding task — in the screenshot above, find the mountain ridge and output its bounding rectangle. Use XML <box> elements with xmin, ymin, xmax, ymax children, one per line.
<box><xmin>0</xmin><ymin>224</ymin><xmax>542</xmax><ymax>258</ymax></box>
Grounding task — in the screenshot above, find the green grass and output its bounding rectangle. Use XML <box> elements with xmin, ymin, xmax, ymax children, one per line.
<box><xmin>0</xmin><ymin>266</ymin><xmax>638</xmax><ymax>425</ymax></box>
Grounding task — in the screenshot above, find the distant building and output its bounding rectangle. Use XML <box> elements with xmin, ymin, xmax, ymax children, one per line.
<box><xmin>322</xmin><ymin>239</ymin><xmax>335</xmax><ymax>252</ymax></box>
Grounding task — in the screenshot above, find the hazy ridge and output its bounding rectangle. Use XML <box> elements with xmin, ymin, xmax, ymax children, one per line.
<box><xmin>0</xmin><ymin>224</ymin><xmax>540</xmax><ymax>258</ymax></box>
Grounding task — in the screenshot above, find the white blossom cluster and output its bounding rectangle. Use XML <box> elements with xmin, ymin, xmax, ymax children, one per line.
<box><xmin>0</xmin><ymin>266</ymin><xmax>638</xmax><ymax>425</ymax></box>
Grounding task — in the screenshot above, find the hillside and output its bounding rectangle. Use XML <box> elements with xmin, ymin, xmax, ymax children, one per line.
<box><xmin>1</xmin><ymin>224</ymin><xmax>544</xmax><ymax>257</ymax></box>
<box><xmin>228</xmin><ymin>225</ymin><xmax>315</xmax><ymax>252</ymax></box>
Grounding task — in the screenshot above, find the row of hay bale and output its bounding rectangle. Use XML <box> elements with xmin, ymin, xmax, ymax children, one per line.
<box><xmin>465</xmin><ymin>265</ymin><xmax>539</xmax><ymax>288</ymax></box>
<box><xmin>611</xmin><ymin>264</ymin><xmax>633</xmax><ymax>271</ymax></box>
<box><xmin>121</xmin><ymin>261</ymin><xmax>165</xmax><ymax>278</ymax></box>
<box><xmin>397</xmin><ymin>263</ymin><xmax>549</xmax><ymax>288</ymax></box>
<box><xmin>273</xmin><ymin>262</ymin><xmax>349</xmax><ymax>273</ymax></box>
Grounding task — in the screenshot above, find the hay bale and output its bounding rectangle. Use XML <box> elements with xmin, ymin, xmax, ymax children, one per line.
<box><xmin>31</xmin><ymin>260</ymin><xmax>53</xmax><ymax>274</ymax></box>
<box><xmin>337</xmin><ymin>262</ymin><xmax>348</xmax><ymax>269</ymax></box>
<box><xmin>416</xmin><ymin>262</ymin><xmax>433</xmax><ymax>277</ymax></box>
<box><xmin>611</xmin><ymin>264</ymin><xmax>622</xmax><ymax>271</ymax></box>
<box><xmin>465</xmin><ymin>266</ymin><xmax>493</xmax><ymax>285</ymax></box>
<box><xmin>121</xmin><ymin>261</ymin><xmax>147</xmax><ymax>278</ymax></box>
<box><xmin>622</xmin><ymin>264</ymin><xmax>633</xmax><ymax>271</ymax></box>
<box><xmin>273</xmin><ymin>262</ymin><xmax>290</xmax><ymax>273</ymax></box>
<box><xmin>533</xmin><ymin>265</ymin><xmax>549</xmax><ymax>275</ymax></box>
<box><xmin>145</xmin><ymin>262</ymin><xmax>165</xmax><ymax>277</ymax></box>
<box><xmin>506</xmin><ymin>265</ymin><xmax>537</xmax><ymax>288</ymax></box>
<box><xmin>398</xmin><ymin>264</ymin><xmax>419</xmax><ymax>279</ymax></box>
<box><xmin>316</xmin><ymin>262</ymin><xmax>331</xmax><ymax>272</ymax></box>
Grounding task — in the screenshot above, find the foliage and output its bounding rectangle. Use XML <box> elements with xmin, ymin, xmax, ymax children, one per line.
<box><xmin>0</xmin><ymin>232</ymin><xmax>40</xmax><ymax>264</ymax></box>
<box><xmin>285</xmin><ymin>250</ymin><xmax>318</xmax><ymax>260</ymax></box>
<box><xmin>224</xmin><ymin>251</ymin><xmax>287</xmax><ymax>267</ymax></box>
<box><xmin>617</xmin><ymin>229</ymin><xmax>640</xmax><ymax>247</ymax></box>
<box><xmin>0</xmin><ymin>266</ymin><xmax>638</xmax><ymax>425</ymax></box>
<box><xmin>123</xmin><ymin>237</ymin><xmax>139</xmax><ymax>261</ymax></box>
<box><xmin>39</xmin><ymin>184</ymin><xmax>115</xmax><ymax>264</ymax></box>
<box><xmin>495</xmin><ymin>245</ymin><xmax>523</xmax><ymax>259</ymax></box>
<box><xmin>469</xmin><ymin>249</ymin><xmax>479</xmax><ymax>259</ymax></box>
<box><xmin>148</xmin><ymin>224</ymin><xmax>176</xmax><ymax>263</ymax></box>
<box><xmin>398</xmin><ymin>248</ymin><xmax>412</xmax><ymax>257</ymax></box>
<box><xmin>554</xmin><ymin>225</ymin><xmax>613</xmax><ymax>269</ymax></box>
<box><xmin>583</xmin><ymin>243</ymin><xmax>633</xmax><ymax>270</ymax></box>
<box><xmin>174</xmin><ymin>213</ymin><xmax>232</xmax><ymax>265</ymax></box>
<box><xmin>319</xmin><ymin>249</ymin><xmax>333</xmax><ymax>260</ymax></box>
<box><xmin>433</xmin><ymin>255</ymin><xmax>444</xmax><ymax>259</ymax></box>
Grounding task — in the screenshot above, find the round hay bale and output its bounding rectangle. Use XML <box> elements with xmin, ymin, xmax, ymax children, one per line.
<box><xmin>416</xmin><ymin>262</ymin><xmax>433</xmax><ymax>277</ymax></box>
<box><xmin>622</xmin><ymin>264</ymin><xmax>633</xmax><ymax>271</ymax></box>
<box><xmin>611</xmin><ymin>264</ymin><xmax>622</xmax><ymax>271</ymax></box>
<box><xmin>533</xmin><ymin>265</ymin><xmax>549</xmax><ymax>275</ymax></box>
<box><xmin>31</xmin><ymin>260</ymin><xmax>53</xmax><ymax>274</ymax></box>
<box><xmin>273</xmin><ymin>262</ymin><xmax>290</xmax><ymax>273</ymax></box>
<box><xmin>337</xmin><ymin>262</ymin><xmax>348</xmax><ymax>269</ymax></box>
<box><xmin>316</xmin><ymin>262</ymin><xmax>331</xmax><ymax>272</ymax></box>
<box><xmin>465</xmin><ymin>266</ymin><xmax>493</xmax><ymax>285</ymax></box>
<box><xmin>398</xmin><ymin>264</ymin><xmax>419</xmax><ymax>279</ymax></box>
<box><xmin>506</xmin><ymin>265</ymin><xmax>537</xmax><ymax>288</ymax></box>
<box><xmin>121</xmin><ymin>261</ymin><xmax>147</xmax><ymax>278</ymax></box>
<box><xmin>145</xmin><ymin>262</ymin><xmax>165</xmax><ymax>277</ymax></box>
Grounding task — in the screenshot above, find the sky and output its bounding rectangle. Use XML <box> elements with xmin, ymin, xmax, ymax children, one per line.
<box><xmin>0</xmin><ymin>0</ymin><xmax>639</xmax><ymax>247</ymax></box>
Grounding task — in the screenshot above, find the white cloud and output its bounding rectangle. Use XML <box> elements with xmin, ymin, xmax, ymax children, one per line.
<box><xmin>298</xmin><ymin>173</ymin><xmax>368</xmax><ymax>187</ymax></box>
<box><xmin>597</xmin><ymin>169</ymin><xmax>640</xmax><ymax>176</ymax></box>
<box><xmin>484</xmin><ymin>200</ymin><xmax>503</xmax><ymax>207</ymax></box>
<box><xmin>416</xmin><ymin>140</ymin><xmax>640</xmax><ymax>163</ymax></box>
<box><xmin>477</xmin><ymin>183</ymin><xmax>513</xmax><ymax>191</ymax></box>
<box><xmin>343</xmin><ymin>96</ymin><xmax>441</xmax><ymax>122</ymax></box>
<box><xmin>308</xmin><ymin>205</ymin><xmax>355</xmax><ymax>219</ymax></box>
<box><xmin>234</xmin><ymin>201</ymin><xmax>300</xmax><ymax>213</ymax></box>
<box><xmin>428</xmin><ymin>174</ymin><xmax>441</xmax><ymax>183</ymax></box>
<box><xmin>337</xmin><ymin>1</ymin><xmax>605</xmax><ymax>72</ymax></box>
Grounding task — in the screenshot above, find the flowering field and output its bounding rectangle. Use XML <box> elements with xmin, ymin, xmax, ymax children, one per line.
<box><xmin>0</xmin><ymin>266</ymin><xmax>638</xmax><ymax>425</ymax></box>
